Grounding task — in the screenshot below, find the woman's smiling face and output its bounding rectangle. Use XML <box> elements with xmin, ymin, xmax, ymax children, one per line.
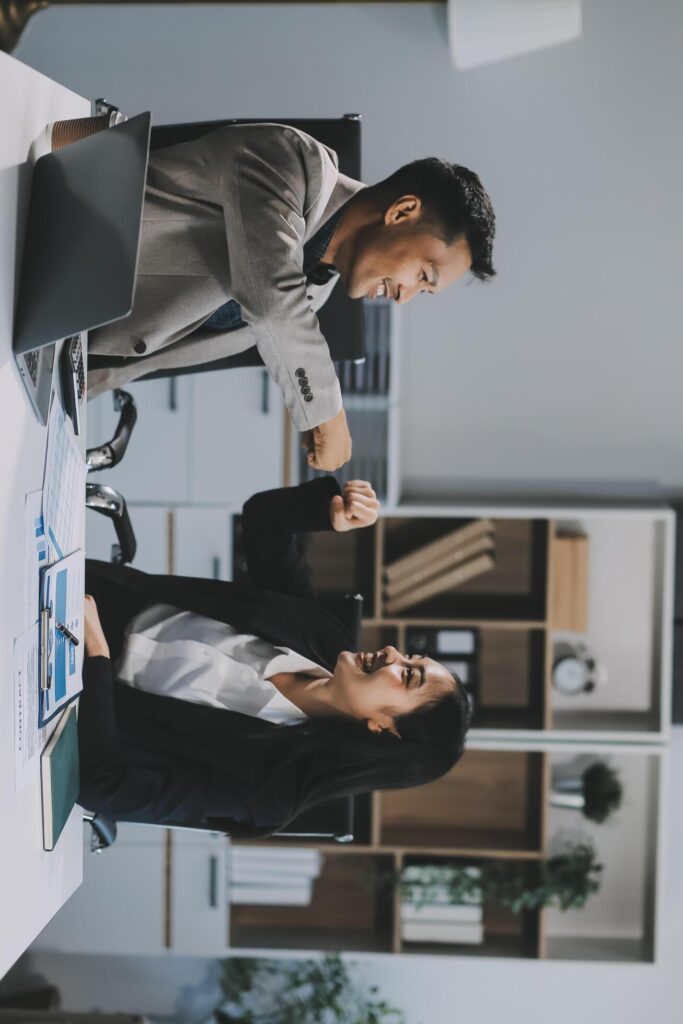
<box><xmin>330</xmin><ymin>645</ymin><xmax>457</xmax><ymax>734</ymax></box>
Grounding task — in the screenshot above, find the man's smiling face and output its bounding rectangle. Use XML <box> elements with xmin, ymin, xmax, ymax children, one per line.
<box><xmin>335</xmin><ymin>195</ymin><xmax>473</xmax><ymax>304</ymax></box>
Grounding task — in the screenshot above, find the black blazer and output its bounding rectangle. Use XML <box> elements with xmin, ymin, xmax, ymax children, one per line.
<box><xmin>78</xmin><ymin>476</ymin><xmax>356</xmax><ymax>833</ymax></box>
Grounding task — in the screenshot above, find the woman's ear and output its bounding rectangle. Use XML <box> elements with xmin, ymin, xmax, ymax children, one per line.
<box><xmin>366</xmin><ymin>716</ymin><xmax>402</xmax><ymax>739</ymax></box>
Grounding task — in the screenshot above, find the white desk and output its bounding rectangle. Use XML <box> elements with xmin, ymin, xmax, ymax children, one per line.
<box><xmin>0</xmin><ymin>51</ymin><xmax>89</xmax><ymax>979</ymax></box>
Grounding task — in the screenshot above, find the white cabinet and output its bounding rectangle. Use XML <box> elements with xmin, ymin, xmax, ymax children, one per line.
<box><xmin>174</xmin><ymin>506</ymin><xmax>234</xmax><ymax>580</ymax></box>
<box><xmin>34</xmin><ymin>827</ymin><xmax>166</xmax><ymax>955</ymax></box>
<box><xmin>86</xmin><ymin>504</ymin><xmax>170</xmax><ymax>573</ymax></box>
<box><xmin>34</xmin><ymin>826</ymin><xmax>230</xmax><ymax>956</ymax></box>
<box><xmin>170</xmin><ymin>831</ymin><xmax>228</xmax><ymax>955</ymax></box>
<box><xmin>88</xmin><ymin>378</ymin><xmax>194</xmax><ymax>503</ymax></box>
<box><xmin>190</xmin><ymin>368</ymin><xmax>284</xmax><ymax>507</ymax></box>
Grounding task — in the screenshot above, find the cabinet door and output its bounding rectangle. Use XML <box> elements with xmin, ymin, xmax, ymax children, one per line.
<box><xmin>190</xmin><ymin>368</ymin><xmax>284</xmax><ymax>507</ymax></box>
<box><xmin>33</xmin><ymin>830</ymin><xmax>166</xmax><ymax>955</ymax></box>
<box><xmin>170</xmin><ymin>832</ymin><xmax>229</xmax><ymax>955</ymax></box>
<box><xmin>174</xmin><ymin>507</ymin><xmax>234</xmax><ymax>580</ymax></box>
<box><xmin>88</xmin><ymin>378</ymin><xmax>193</xmax><ymax>503</ymax></box>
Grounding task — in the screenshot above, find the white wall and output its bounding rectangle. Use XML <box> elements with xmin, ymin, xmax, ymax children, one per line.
<box><xmin>16</xmin><ymin>0</ymin><xmax>683</xmax><ymax>499</ymax></box>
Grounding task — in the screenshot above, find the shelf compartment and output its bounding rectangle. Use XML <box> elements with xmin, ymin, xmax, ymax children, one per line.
<box><xmin>399</xmin><ymin>855</ymin><xmax>541</xmax><ymax>959</ymax></box>
<box><xmin>302</xmin><ymin>525</ymin><xmax>377</xmax><ymax>606</ymax></box>
<box><xmin>230</xmin><ymin>854</ymin><xmax>395</xmax><ymax>953</ymax></box>
<box><xmin>543</xmin><ymin>748</ymin><xmax>661</xmax><ymax>963</ymax></box>
<box><xmin>547</xmin><ymin>515</ymin><xmax>670</xmax><ymax>738</ymax></box>
<box><xmin>381</xmin><ymin>518</ymin><xmax>548</xmax><ymax>621</ymax></box>
<box><xmin>473</xmin><ymin>628</ymin><xmax>547</xmax><ymax>731</ymax></box>
<box><xmin>379</xmin><ymin>751</ymin><xmax>545</xmax><ymax>854</ymax></box>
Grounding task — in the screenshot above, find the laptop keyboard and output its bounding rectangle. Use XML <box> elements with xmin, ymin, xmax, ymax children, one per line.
<box><xmin>24</xmin><ymin>349</ymin><xmax>40</xmax><ymax>385</ymax></box>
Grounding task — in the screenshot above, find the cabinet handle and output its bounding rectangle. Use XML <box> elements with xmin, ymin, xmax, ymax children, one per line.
<box><xmin>212</xmin><ymin>557</ymin><xmax>221</xmax><ymax>580</ymax></box>
<box><xmin>168</xmin><ymin>378</ymin><xmax>177</xmax><ymax>411</ymax></box>
<box><xmin>209</xmin><ymin>854</ymin><xmax>218</xmax><ymax>908</ymax></box>
<box><xmin>261</xmin><ymin>370</ymin><xmax>269</xmax><ymax>414</ymax></box>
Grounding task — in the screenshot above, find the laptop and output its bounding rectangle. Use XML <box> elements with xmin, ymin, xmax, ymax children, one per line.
<box><xmin>13</xmin><ymin>112</ymin><xmax>152</xmax><ymax>423</ymax></box>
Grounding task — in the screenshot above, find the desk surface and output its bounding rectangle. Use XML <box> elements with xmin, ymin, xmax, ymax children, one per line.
<box><xmin>0</xmin><ymin>51</ymin><xmax>89</xmax><ymax>979</ymax></box>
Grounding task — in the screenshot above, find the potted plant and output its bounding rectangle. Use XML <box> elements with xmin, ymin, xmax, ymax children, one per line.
<box><xmin>552</xmin><ymin>760</ymin><xmax>623</xmax><ymax>823</ymax></box>
<box><xmin>400</xmin><ymin>840</ymin><xmax>603</xmax><ymax>914</ymax></box>
<box><xmin>215</xmin><ymin>952</ymin><xmax>406</xmax><ymax>1024</ymax></box>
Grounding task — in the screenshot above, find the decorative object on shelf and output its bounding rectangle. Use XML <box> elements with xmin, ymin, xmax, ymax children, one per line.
<box><xmin>552</xmin><ymin>640</ymin><xmax>607</xmax><ymax>696</ymax></box>
<box><xmin>552</xmin><ymin>761</ymin><xmax>623</xmax><ymax>824</ymax></box>
<box><xmin>400</xmin><ymin>865</ymin><xmax>483</xmax><ymax>945</ymax></box>
<box><xmin>217</xmin><ymin>953</ymin><xmax>406</xmax><ymax>1024</ymax></box>
<box><xmin>399</xmin><ymin>841</ymin><xmax>602</xmax><ymax>915</ymax></box>
<box><xmin>383</xmin><ymin>519</ymin><xmax>496</xmax><ymax>614</ymax></box>
<box><xmin>549</xmin><ymin>533</ymin><xmax>589</xmax><ymax>632</ymax></box>
<box><xmin>228</xmin><ymin>846</ymin><xmax>322</xmax><ymax>907</ymax></box>
<box><xmin>447</xmin><ymin>0</ymin><xmax>582</xmax><ymax>71</ymax></box>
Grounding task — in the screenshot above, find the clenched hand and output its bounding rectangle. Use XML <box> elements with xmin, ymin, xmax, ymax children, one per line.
<box><xmin>302</xmin><ymin>407</ymin><xmax>352</xmax><ymax>471</ymax></box>
<box><xmin>329</xmin><ymin>480</ymin><xmax>380</xmax><ymax>533</ymax></box>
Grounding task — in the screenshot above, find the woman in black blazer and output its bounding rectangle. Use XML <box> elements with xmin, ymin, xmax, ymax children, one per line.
<box><xmin>80</xmin><ymin>476</ymin><xmax>471</xmax><ymax>837</ymax></box>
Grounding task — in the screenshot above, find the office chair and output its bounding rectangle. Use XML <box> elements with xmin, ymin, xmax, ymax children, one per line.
<box><xmin>84</xmin><ymin>390</ymin><xmax>361</xmax><ymax>852</ymax></box>
<box><xmin>85</xmin><ymin>389</ymin><xmax>138</xmax><ymax>564</ymax></box>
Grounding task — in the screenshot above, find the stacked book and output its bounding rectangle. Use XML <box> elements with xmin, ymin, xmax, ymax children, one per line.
<box><xmin>383</xmin><ymin>519</ymin><xmax>496</xmax><ymax>615</ymax></box>
<box><xmin>400</xmin><ymin>866</ymin><xmax>484</xmax><ymax>946</ymax></box>
<box><xmin>228</xmin><ymin>847</ymin><xmax>323</xmax><ymax>907</ymax></box>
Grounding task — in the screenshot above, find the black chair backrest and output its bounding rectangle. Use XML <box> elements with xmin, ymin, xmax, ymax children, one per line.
<box><xmin>143</xmin><ymin>116</ymin><xmax>364</xmax><ymax>374</ymax></box>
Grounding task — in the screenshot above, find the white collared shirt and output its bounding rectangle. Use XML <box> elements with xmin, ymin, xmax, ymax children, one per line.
<box><xmin>117</xmin><ymin>603</ymin><xmax>329</xmax><ymax>725</ymax></box>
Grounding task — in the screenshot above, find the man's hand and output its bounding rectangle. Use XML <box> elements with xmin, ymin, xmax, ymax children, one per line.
<box><xmin>302</xmin><ymin>407</ymin><xmax>352</xmax><ymax>472</ymax></box>
<box><xmin>84</xmin><ymin>594</ymin><xmax>111</xmax><ymax>659</ymax></box>
<box><xmin>330</xmin><ymin>480</ymin><xmax>380</xmax><ymax>533</ymax></box>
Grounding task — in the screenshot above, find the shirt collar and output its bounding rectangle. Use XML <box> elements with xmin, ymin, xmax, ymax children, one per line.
<box><xmin>303</xmin><ymin>203</ymin><xmax>347</xmax><ymax>283</ymax></box>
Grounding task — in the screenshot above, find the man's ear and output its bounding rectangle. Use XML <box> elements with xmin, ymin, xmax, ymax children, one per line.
<box><xmin>367</xmin><ymin>716</ymin><xmax>402</xmax><ymax>739</ymax></box>
<box><xmin>384</xmin><ymin>195</ymin><xmax>422</xmax><ymax>227</ymax></box>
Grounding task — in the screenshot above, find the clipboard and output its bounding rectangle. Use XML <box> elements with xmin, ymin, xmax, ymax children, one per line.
<box><xmin>39</xmin><ymin>549</ymin><xmax>85</xmax><ymax>726</ymax></box>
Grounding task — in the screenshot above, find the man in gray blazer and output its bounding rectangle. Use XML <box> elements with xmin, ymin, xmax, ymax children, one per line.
<box><xmin>88</xmin><ymin>123</ymin><xmax>496</xmax><ymax>471</ymax></box>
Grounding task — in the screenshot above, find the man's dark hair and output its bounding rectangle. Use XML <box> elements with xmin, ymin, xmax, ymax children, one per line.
<box><xmin>372</xmin><ymin>157</ymin><xmax>496</xmax><ymax>281</ymax></box>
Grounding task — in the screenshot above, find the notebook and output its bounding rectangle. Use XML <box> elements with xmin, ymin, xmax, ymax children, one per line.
<box><xmin>41</xmin><ymin>705</ymin><xmax>80</xmax><ymax>851</ymax></box>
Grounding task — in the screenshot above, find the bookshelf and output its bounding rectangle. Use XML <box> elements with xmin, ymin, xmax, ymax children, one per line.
<box><xmin>230</xmin><ymin>499</ymin><xmax>672</xmax><ymax>964</ymax></box>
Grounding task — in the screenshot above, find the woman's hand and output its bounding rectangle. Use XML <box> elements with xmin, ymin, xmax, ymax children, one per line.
<box><xmin>84</xmin><ymin>594</ymin><xmax>110</xmax><ymax>659</ymax></box>
<box><xmin>330</xmin><ymin>480</ymin><xmax>380</xmax><ymax>533</ymax></box>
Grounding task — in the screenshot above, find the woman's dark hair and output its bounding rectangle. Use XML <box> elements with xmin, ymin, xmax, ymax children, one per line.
<box><xmin>230</xmin><ymin>676</ymin><xmax>472</xmax><ymax>838</ymax></box>
<box><xmin>369</xmin><ymin>157</ymin><xmax>496</xmax><ymax>281</ymax></box>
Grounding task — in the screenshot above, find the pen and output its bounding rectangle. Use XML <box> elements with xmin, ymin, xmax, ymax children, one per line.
<box><xmin>40</xmin><ymin>607</ymin><xmax>51</xmax><ymax>691</ymax></box>
<box><xmin>56</xmin><ymin>621</ymin><xmax>79</xmax><ymax>646</ymax></box>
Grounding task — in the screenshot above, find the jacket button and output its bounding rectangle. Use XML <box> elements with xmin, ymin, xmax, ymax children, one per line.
<box><xmin>133</xmin><ymin>340</ymin><xmax>147</xmax><ymax>354</ymax></box>
<box><xmin>301</xmin><ymin>385</ymin><xmax>311</xmax><ymax>395</ymax></box>
<box><xmin>304</xmin><ymin>394</ymin><xmax>314</xmax><ymax>402</ymax></box>
<box><xmin>295</xmin><ymin>368</ymin><xmax>306</xmax><ymax>378</ymax></box>
<box><xmin>298</xmin><ymin>376</ymin><xmax>308</xmax><ymax>387</ymax></box>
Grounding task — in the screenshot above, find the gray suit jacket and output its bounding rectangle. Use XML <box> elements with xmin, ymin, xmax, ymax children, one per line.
<box><xmin>88</xmin><ymin>123</ymin><xmax>364</xmax><ymax>430</ymax></box>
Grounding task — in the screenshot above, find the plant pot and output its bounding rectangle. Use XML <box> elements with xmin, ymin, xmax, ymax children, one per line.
<box><xmin>551</xmin><ymin>777</ymin><xmax>585</xmax><ymax>812</ymax></box>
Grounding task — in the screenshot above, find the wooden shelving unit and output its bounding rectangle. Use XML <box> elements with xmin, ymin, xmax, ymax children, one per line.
<box><xmin>231</xmin><ymin>500</ymin><xmax>673</xmax><ymax>963</ymax></box>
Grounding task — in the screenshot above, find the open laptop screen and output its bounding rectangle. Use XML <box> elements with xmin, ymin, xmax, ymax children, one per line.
<box><xmin>13</xmin><ymin>111</ymin><xmax>151</xmax><ymax>355</ymax></box>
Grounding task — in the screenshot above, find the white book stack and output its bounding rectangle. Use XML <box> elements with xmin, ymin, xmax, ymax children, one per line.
<box><xmin>228</xmin><ymin>846</ymin><xmax>323</xmax><ymax>907</ymax></box>
<box><xmin>400</xmin><ymin>867</ymin><xmax>484</xmax><ymax>945</ymax></box>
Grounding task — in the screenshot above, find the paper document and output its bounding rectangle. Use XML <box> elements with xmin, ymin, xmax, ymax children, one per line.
<box><xmin>43</xmin><ymin>394</ymin><xmax>85</xmax><ymax>560</ymax></box>
<box><xmin>14</xmin><ymin>624</ymin><xmax>48</xmax><ymax>793</ymax></box>
<box><xmin>40</xmin><ymin>549</ymin><xmax>85</xmax><ymax>725</ymax></box>
<box><xmin>24</xmin><ymin>489</ymin><xmax>49</xmax><ymax>630</ymax></box>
